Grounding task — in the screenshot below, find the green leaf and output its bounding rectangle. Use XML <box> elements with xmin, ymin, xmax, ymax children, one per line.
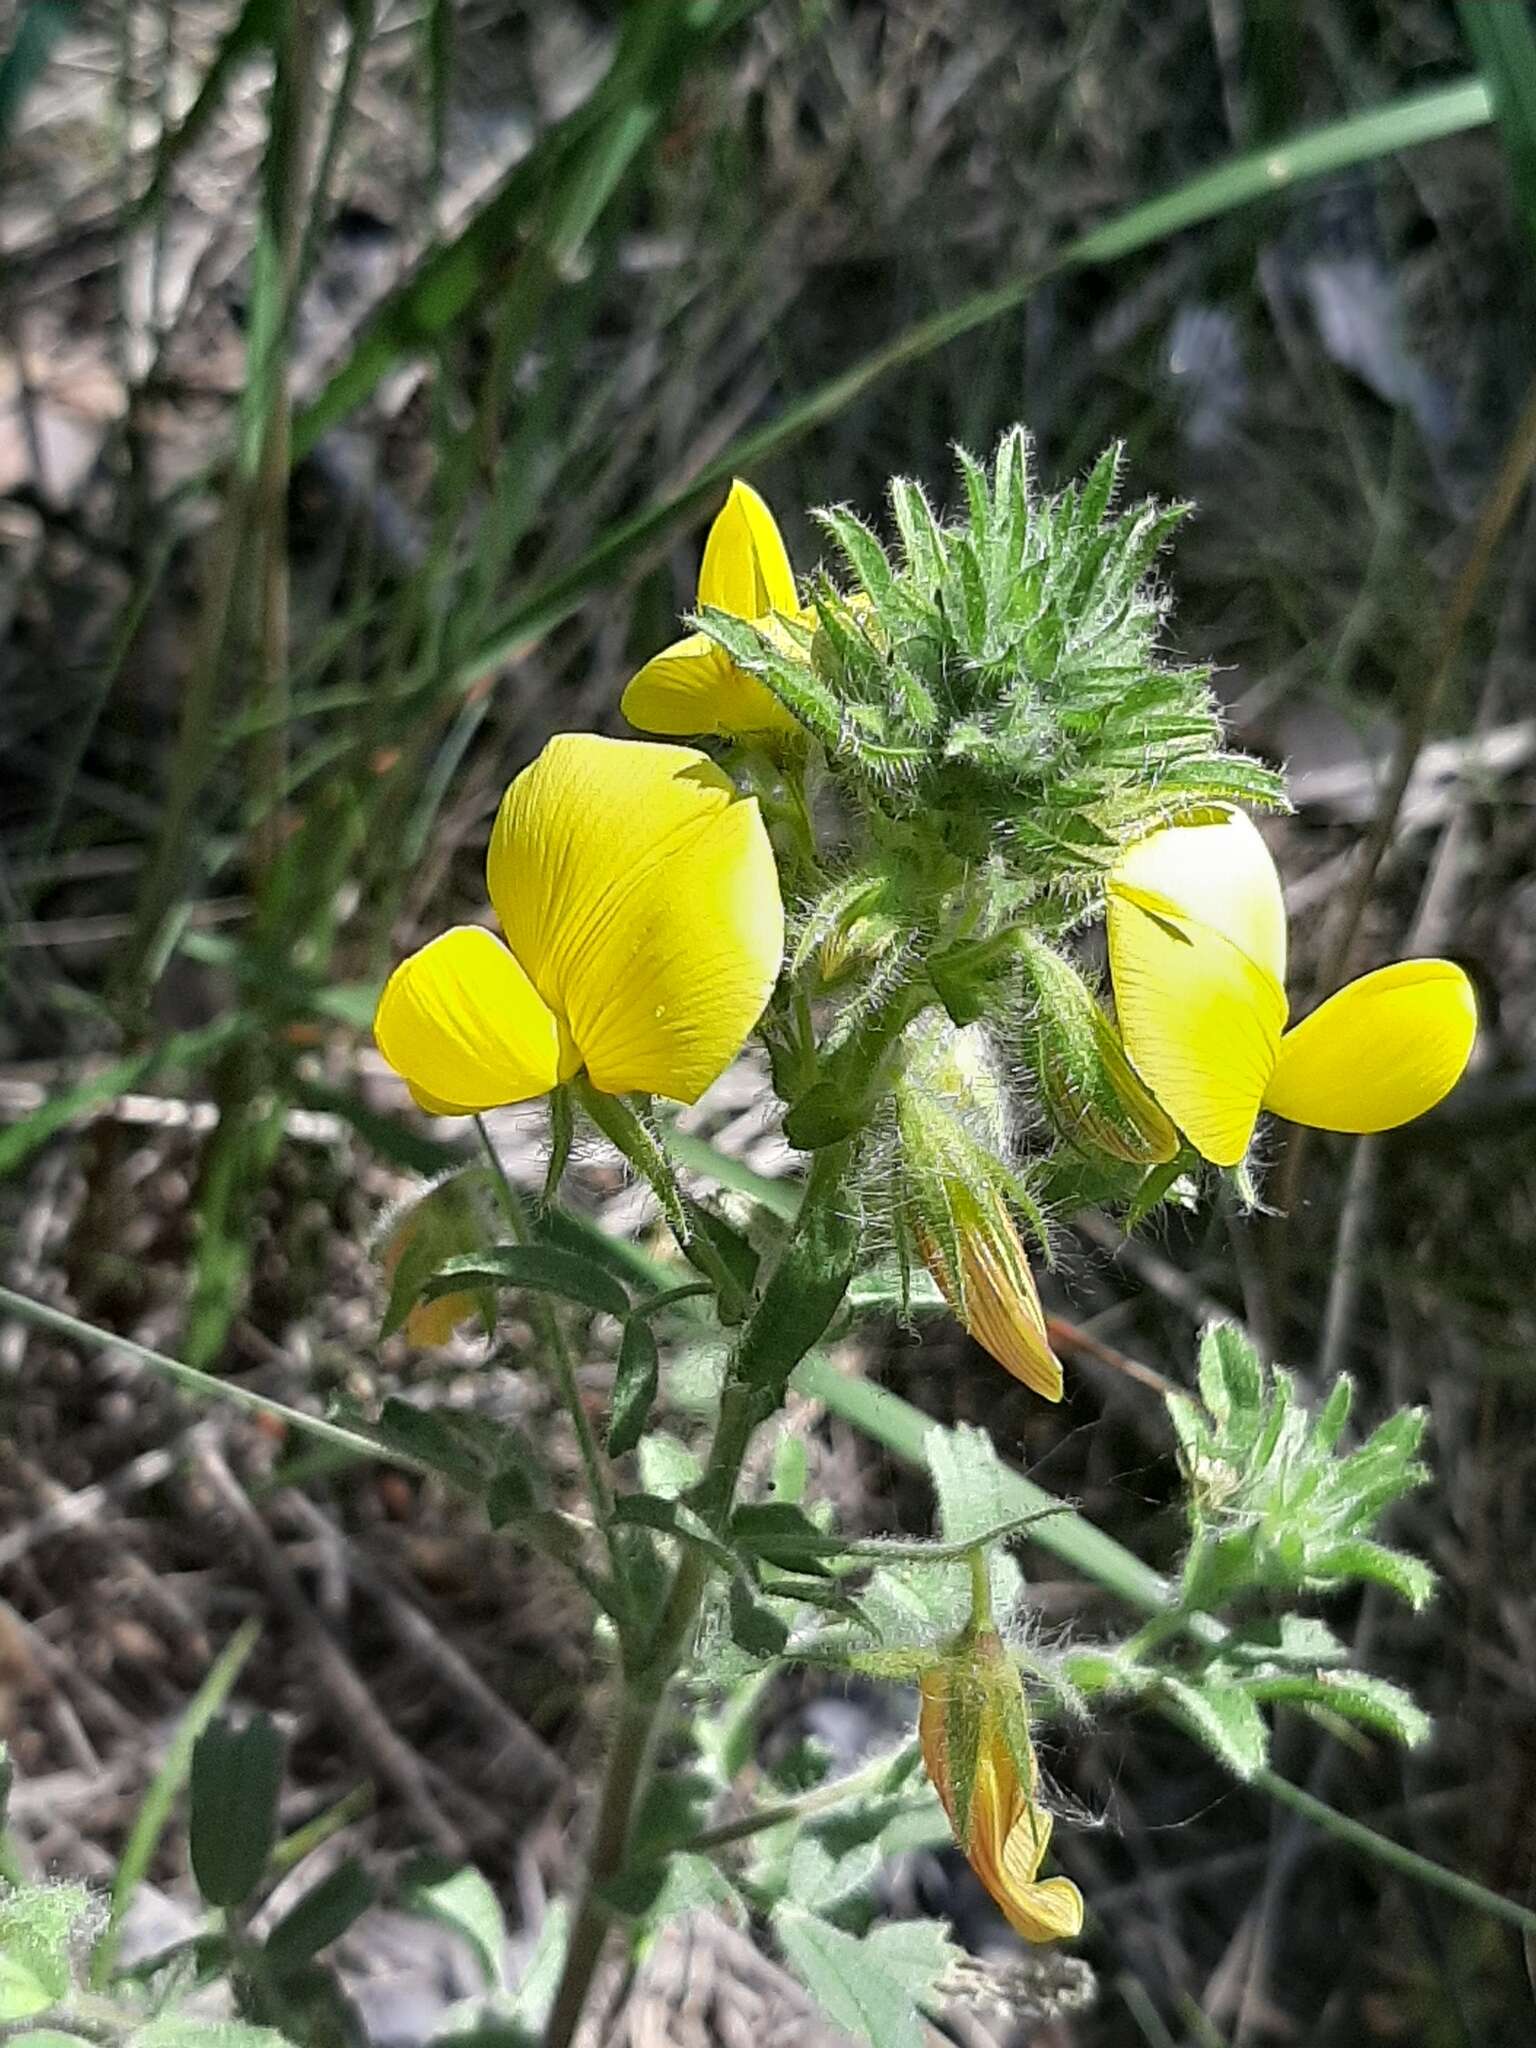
<box><xmin>128</xmin><ymin>2025</ymin><xmax>298</xmax><ymax>2048</ymax></box>
<box><xmin>263</xmin><ymin>1859</ymin><xmax>377</xmax><ymax>1976</ymax></box>
<box><xmin>731</xmin><ymin>1502</ymin><xmax>842</xmax><ymax>1574</ymax></box>
<box><xmin>1257</xmin><ymin>1671</ymin><xmax>1432</xmax><ymax>1749</ymax></box>
<box><xmin>8</xmin><ymin>2033</ymin><xmax>95</xmax><ymax>2047</ymax></box>
<box><xmin>1196</xmin><ymin>1322</ymin><xmax>1263</xmax><ymax>1433</ymax></box>
<box><xmin>608</xmin><ymin>1319</ymin><xmax>660</xmax><ymax>1458</ymax></box>
<box><xmin>773</xmin><ymin>1908</ymin><xmax>958</xmax><ymax>2048</ymax></box>
<box><xmin>728</xmin><ymin>1577</ymin><xmax>791</xmax><ymax>1660</ymax></box>
<box><xmin>1160</xmin><ymin>1676</ymin><xmax>1269</xmax><ymax>1779</ymax></box>
<box><xmin>399</xmin><ymin>1860</ymin><xmax>506</xmax><ymax>1990</ymax></box>
<box><xmin>785</xmin><ymin>1834</ymin><xmax>881</xmax><ymax>1918</ymax></box>
<box><xmin>190</xmin><ymin>1713</ymin><xmax>284</xmax><ymax>1908</ymax></box>
<box><xmin>600</xmin><ymin>1851</ymin><xmax>742</xmax><ymax>1927</ymax></box>
<box><xmin>1311</xmin><ymin>1539</ymin><xmax>1435</xmax><ymax>1609</ymax></box>
<box><xmin>0</xmin><ymin>1884</ymin><xmax>89</xmax><ymax>2023</ymax></box>
<box><xmin>609</xmin><ymin>1494</ymin><xmax>737</xmax><ymax>1574</ymax></box>
<box><xmin>636</xmin><ymin>1432</ymin><xmax>702</xmax><ymax>1499</ymax></box>
<box><xmin>375</xmin><ymin>1400</ymin><xmax>494</xmax><ymax>1491</ymax></box>
<box><xmin>420</xmin><ymin>1245</ymin><xmax>630</xmax><ymax>1321</ymax></box>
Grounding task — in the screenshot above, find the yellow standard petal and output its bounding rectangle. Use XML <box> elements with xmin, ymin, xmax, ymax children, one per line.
<box><xmin>1263</xmin><ymin>958</ymin><xmax>1477</xmax><ymax>1133</ymax></box>
<box><xmin>697</xmin><ymin>478</ymin><xmax>798</xmax><ymax>618</ymax></box>
<box><xmin>374</xmin><ymin>926</ymin><xmax>563</xmax><ymax>1115</ymax></box>
<box><xmin>488</xmin><ymin>734</ymin><xmax>783</xmax><ymax>1104</ymax></box>
<box><xmin>1107</xmin><ymin>810</ymin><xmax>1289</xmax><ymax>1167</ymax></box>
<box><xmin>620</xmin><ymin>629</ymin><xmax>798</xmax><ymax>741</ymax></box>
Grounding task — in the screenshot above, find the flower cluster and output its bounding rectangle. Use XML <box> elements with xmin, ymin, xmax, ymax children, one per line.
<box><xmin>371</xmin><ymin>433</ymin><xmax>1478</xmax><ymax>1953</ymax></box>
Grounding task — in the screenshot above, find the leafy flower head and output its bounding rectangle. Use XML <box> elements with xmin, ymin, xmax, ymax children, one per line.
<box><xmin>374</xmin><ymin>734</ymin><xmax>783</xmax><ymax>1112</ymax></box>
<box><xmin>1107</xmin><ymin>807</ymin><xmax>1477</xmax><ymax>1165</ymax></box>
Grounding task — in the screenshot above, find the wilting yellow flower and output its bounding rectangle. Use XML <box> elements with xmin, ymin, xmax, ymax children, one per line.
<box><xmin>900</xmin><ymin>1025</ymin><xmax>1063</xmax><ymax>1402</ymax></box>
<box><xmin>375</xmin><ymin>734</ymin><xmax>783</xmax><ymax>1112</ymax></box>
<box><xmin>919</xmin><ymin>1640</ymin><xmax>1084</xmax><ymax>1945</ymax></box>
<box><xmin>621</xmin><ymin>480</ymin><xmax>805</xmax><ymax>742</ymax></box>
<box><xmin>1107</xmin><ymin>808</ymin><xmax>1477</xmax><ymax>1167</ymax></box>
<box><xmin>915</xmin><ymin>1186</ymin><xmax>1062</xmax><ymax>1403</ymax></box>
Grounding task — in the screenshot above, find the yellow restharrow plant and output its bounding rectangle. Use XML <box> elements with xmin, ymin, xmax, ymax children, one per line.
<box><xmin>621</xmin><ymin>479</ymin><xmax>805</xmax><ymax>743</ymax></box>
<box><xmin>374</xmin><ymin>734</ymin><xmax>784</xmax><ymax>1112</ymax></box>
<box><xmin>1107</xmin><ymin>807</ymin><xmax>1477</xmax><ymax>1167</ymax></box>
<box><xmin>919</xmin><ymin>1635</ymin><xmax>1084</xmax><ymax>1945</ymax></box>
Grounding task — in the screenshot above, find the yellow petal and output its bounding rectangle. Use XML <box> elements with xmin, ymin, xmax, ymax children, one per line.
<box><xmin>374</xmin><ymin>926</ymin><xmax>563</xmax><ymax>1113</ymax></box>
<box><xmin>1110</xmin><ymin>808</ymin><xmax>1287</xmax><ymax>987</ymax></box>
<box><xmin>488</xmin><ymin>734</ymin><xmax>783</xmax><ymax>1103</ymax></box>
<box><xmin>996</xmin><ymin>1872</ymin><xmax>1086</xmax><ymax>1945</ymax></box>
<box><xmin>1106</xmin><ymin>887</ymin><xmax>1286</xmax><ymax>1167</ymax></box>
<box><xmin>620</xmin><ymin>630</ymin><xmax>798</xmax><ymax>740</ymax></box>
<box><xmin>698</xmin><ymin>478</ymin><xmax>797</xmax><ymax>618</ymax></box>
<box><xmin>1264</xmin><ymin>958</ymin><xmax>1477</xmax><ymax>1133</ymax></box>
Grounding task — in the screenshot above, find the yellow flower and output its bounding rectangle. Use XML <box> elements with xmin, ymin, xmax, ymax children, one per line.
<box><xmin>919</xmin><ymin>1641</ymin><xmax>1084</xmax><ymax>1945</ymax></box>
<box><xmin>621</xmin><ymin>480</ymin><xmax>805</xmax><ymax>742</ymax></box>
<box><xmin>1107</xmin><ymin>808</ymin><xmax>1477</xmax><ymax>1167</ymax></box>
<box><xmin>374</xmin><ymin>734</ymin><xmax>784</xmax><ymax>1112</ymax></box>
<box><xmin>915</xmin><ymin>1186</ymin><xmax>1062</xmax><ymax>1403</ymax></box>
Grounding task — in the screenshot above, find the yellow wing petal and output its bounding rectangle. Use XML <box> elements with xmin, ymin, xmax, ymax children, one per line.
<box><xmin>488</xmin><ymin>734</ymin><xmax>784</xmax><ymax>1104</ymax></box>
<box><xmin>698</xmin><ymin>478</ymin><xmax>797</xmax><ymax>618</ymax></box>
<box><xmin>620</xmin><ymin>630</ymin><xmax>797</xmax><ymax>740</ymax></box>
<box><xmin>1109</xmin><ymin>808</ymin><xmax>1287</xmax><ymax>987</ymax></box>
<box><xmin>1107</xmin><ymin>891</ymin><xmax>1286</xmax><ymax>1167</ymax></box>
<box><xmin>374</xmin><ymin>926</ymin><xmax>562</xmax><ymax>1113</ymax></box>
<box><xmin>1264</xmin><ymin>958</ymin><xmax>1477</xmax><ymax>1132</ymax></box>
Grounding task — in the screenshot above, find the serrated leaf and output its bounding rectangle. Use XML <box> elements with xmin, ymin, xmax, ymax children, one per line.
<box><xmin>773</xmin><ymin>1908</ymin><xmax>958</xmax><ymax>2048</ymax></box>
<box><xmin>925</xmin><ymin>1423</ymin><xmax>1013</xmax><ymax>1549</ymax></box>
<box><xmin>607</xmin><ymin>1318</ymin><xmax>660</xmax><ymax>1459</ymax></box>
<box><xmin>600</xmin><ymin>1850</ymin><xmax>742</xmax><ymax>1928</ymax></box>
<box><xmin>264</xmin><ymin>1858</ymin><xmax>377</xmax><ymax>1975</ymax></box>
<box><xmin>784</xmin><ymin>1834</ymin><xmax>881</xmax><ymax>1916</ymax></box>
<box><xmin>190</xmin><ymin>1713</ymin><xmax>284</xmax><ymax>1909</ymax></box>
<box><xmin>1309</xmin><ymin>1672</ymin><xmax>1431</xmax><ymax>1748</ymax></box>
<box><xmin>636</xmin><ymin>1432</ymin><xmax>702</xmax><ymax>1499</ymax></box>
<box><xmin>0</xmin><ymin>1885</ymin><xmax>91</xmax><ymax>2020</ymax></box>
<box><xmin>421</xmin><ymin>1246</ymin><xmax>629</xmax><ymax>1321</ymax></box>
<box><xmin>1161</xmin><ymin>1676</ymin><xmax>1269</xmax><ymax>1779</ymax></box>
<box><xmin>399</xmin><ymin>1860</ymin><xmax>505</xmax><ymax>1990</ymax></box>
<box><xmin>1314</xmin><ymin>1372</ymin><xmax>1354</xmax><ymax>1451</ymax></box>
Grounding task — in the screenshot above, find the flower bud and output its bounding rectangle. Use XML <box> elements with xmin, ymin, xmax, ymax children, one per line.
<box><xmin>897</xmin><ymin>1026</ymin><xmax>1063</xmax><ymax>1401</ymax></box>
<box><xmin>918</xmin><ymin>1632</ymin><xmax>1084</xmax><ymax>1944</ymax></box>
<box><xmin>1019</xmin><ymin>937</ymin><xmax>1177</xmax><ymax>1164</ymax></box>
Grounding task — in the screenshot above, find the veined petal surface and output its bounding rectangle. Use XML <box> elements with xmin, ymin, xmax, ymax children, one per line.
<box><xmin>698</xmin><ymin>478</ymin><xmax>797</xmax><ymax>618</ymax></box>
<box><xmin>620</xmin><ymin>630</ymin><xmax>798</xmax><ymax>740</ymax></box>
<box><xmin>1264</xmin><ymin>958</ymin><xmax>1477</xmax><ymax>1132</ymax></box>
<box><xmin>374</xmin><ymin>926</ymin><xmax>563</xmax><ymax>1113</ymax></box>
<box><xmin>1107</xmin><ymin>893</ymin><xmax>1286</xmax><ymax>1167</ymax></box>
<box><xmin>1109</xmin><ymin>808</ymin><xmax>1287</xmax><ymax>986</ymax></box>
<box><xmin>488</xmin><ymin>734</ymin><xmax>783</xmax><ymax>1103</ymax></box>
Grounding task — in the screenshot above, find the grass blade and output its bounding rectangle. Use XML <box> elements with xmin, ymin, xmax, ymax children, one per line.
<box><xmin>1457</xmin><ymin>0</ymin><xmax>1536</xmax><ymax>251</ymax></box>
<box><xmin>90</xmin><ymin>1618</ymin><xmax>262</xmax><ymax>1986</ymax></box>
<box><xmin>451</xmin><ymin>77</ymin><xmax>1493</xmax><ymax>696</ymax></box>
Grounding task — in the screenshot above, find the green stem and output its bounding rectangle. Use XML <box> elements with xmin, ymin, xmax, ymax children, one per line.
<box><xmin>540</xmin><ymin>1149</ymin><xmax>858</xmax><ymax>2048</ymax></box>
<box><xmin>475</xmin><ymin>1118</ymin><xmax>614</xmax><ymax>1527</ymax></box>
<box><xmin>670</xmin><ymin>1740</ymin><xmax>921</xmax><ymax>1859</ymax></box>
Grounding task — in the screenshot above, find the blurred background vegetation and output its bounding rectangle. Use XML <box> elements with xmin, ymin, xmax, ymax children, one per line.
<box><xmin>3</xmin><ymin>0</ymin><xmax>1536</xmax><ymax>2041</ymax></box>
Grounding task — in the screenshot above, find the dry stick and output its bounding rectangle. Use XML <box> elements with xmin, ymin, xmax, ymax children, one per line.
<box><xmin>281</xmin><ymin>1491</ymin><xmax>571</xmax><ymax>1797</ymax></box>
<box><xmin>1271</xmin><ymin>372</ymin><xmax>1536</xmax><ymax>1231</ymax></box>
<box><xmin>192</xmin><ymin>1442</ymin><xmax>465</xmax><ymax>1860</ymax></box>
